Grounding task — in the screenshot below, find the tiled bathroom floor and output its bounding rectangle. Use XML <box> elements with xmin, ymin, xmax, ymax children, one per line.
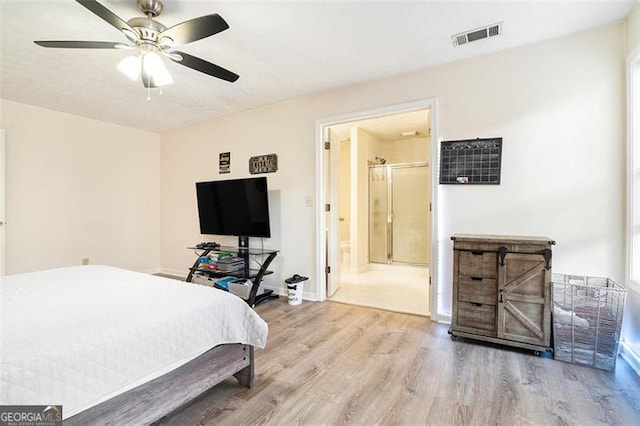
<box><xmin>329</xmin><ymin>263</ymin><xmax>429</xmax><ymax>316</ymax></box>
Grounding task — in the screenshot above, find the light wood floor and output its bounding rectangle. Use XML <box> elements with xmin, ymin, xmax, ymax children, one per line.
<box><xmin>160</xmin><ymin>298</ymin><xmax>640</xmax><ymax>425</ymax></box>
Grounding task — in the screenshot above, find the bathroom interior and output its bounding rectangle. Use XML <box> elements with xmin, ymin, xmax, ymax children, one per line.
<box><xmin>327</xmin><ymin>109</ymin><xmax>431</xmax><ymax>317</ymax></box>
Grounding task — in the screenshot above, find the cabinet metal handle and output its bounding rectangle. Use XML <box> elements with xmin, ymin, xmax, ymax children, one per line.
<box><xmin>471</xmin><ymin>302</ymin><xmax>483</xmax><ymax>307</ymax></box>
<box><xmin>498</xmin><ymin>246</ymin><xmax>508</xmax><ymax>266</ymax></box>
<box><xmin>543</xmin><ymin>248</ymin><xmax>552</xmax><ymax>270</ymax></box>
<box><xmin>499</xmin><ymin>289</ymin><xmax>504</xmax><ymax>303</ymax></box>
<box><xmin>471</xmin><ymin>250</ymin><xmax>484</xmax><ymax>255</ymax></box>
<box><xmin>470</xmin><ymin>276</ymin><xmax>483</xmax><ymax>281</ymax></box>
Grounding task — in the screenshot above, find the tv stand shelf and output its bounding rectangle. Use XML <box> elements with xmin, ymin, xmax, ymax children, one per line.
<box><xmin>186</xmin><ymin>245</ymin><xmax>279</xmax><ymax>307</ymax></box>
<box><xmin>188</xmin><ymin>267</ymin><xmax>273</xmax><ymax>280</ymax></box>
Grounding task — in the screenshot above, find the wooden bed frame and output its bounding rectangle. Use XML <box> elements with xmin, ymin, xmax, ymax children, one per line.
<box><xmin>65</xmin><ymin>343</ymin><xmax>254</xmax><ymax>425</ymax></box>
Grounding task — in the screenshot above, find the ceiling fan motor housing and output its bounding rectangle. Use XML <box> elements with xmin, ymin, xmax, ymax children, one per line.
<box><xmin>127</xmin><ymin>17</ymin><xmax>167</xmax><ymax>43</ymax></box>
<box><xmin>137</xmin><ymin>0</ymin><xmax>163</xmax><ymax>18</ymax></box>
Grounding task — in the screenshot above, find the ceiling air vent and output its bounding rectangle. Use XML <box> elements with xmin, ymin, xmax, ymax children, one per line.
<box><xmin>452</xmin><ymin>22</ymin><xmax>503</xmax><ymax>47</ymax></box>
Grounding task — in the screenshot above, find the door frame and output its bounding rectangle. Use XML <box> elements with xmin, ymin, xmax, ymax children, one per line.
<box><xmin>315</xmin><ymin>98</ymin><xmax>440</xmax><ymax>319</ymax></box>
<box><xmin>1</xmin><ymin>129</ymin><xmax>5</xmax><ymax>276</ymax></box>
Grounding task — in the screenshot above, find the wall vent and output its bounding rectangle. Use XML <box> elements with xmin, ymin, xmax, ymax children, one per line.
<box><xmin>452</xmin><ymin>22</ymin><xmax>503</xmax><ymax>47</ymax></box>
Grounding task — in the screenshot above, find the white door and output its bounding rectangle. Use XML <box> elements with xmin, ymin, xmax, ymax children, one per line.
<box><xmin>1</xmin><ymin>129</ymin><xmax>5</xmax><ymax>275</ymax></box>
<box><xmin>326</xmin><ymin>128</ymin><xmax>341</xmax><ymax>297</ymax></box>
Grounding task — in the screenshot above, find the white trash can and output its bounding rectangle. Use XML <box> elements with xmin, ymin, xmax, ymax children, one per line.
<box><xmin>285</xmin><ymin>274</ymin><xmax>308</xmax><ymax>306</ymax></box>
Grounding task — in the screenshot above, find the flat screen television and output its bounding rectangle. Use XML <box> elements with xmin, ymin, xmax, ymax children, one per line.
<box><xmin>195</xmin><ymin>176</ymin><xmax>271</xmax><ymax>247</ymax></box>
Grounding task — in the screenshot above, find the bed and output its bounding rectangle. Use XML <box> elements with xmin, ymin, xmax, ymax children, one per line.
<box><xmin>0</xmin><ymin>265</ymin><xmax>268</xmax><ymax>424</ymax></box>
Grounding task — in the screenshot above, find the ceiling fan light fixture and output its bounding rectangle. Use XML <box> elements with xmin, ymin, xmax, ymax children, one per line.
<box><xmin>142</xmin><ymin>51</ymin><xmax>173</xmax><ymax>86</ymax></box>
<box><xmin>117</xmin><ymin>55</ymin><xmax>142</xmax><ymax>81</ymax></box>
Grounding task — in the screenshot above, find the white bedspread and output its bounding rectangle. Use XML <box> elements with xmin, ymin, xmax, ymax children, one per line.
<box><xmin>0</xmin><ymin>265</ymin><xmax>268</xmax><ymax>418</ymax></box>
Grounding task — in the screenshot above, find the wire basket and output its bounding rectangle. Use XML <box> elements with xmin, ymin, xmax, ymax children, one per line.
<box><xmin>552</xmin><ymin>274</ymin><xmax>627</xmax><ymax>371</ymax></box>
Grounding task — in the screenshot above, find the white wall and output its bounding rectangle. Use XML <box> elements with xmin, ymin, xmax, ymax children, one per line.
<box><xmin>160</xmin><ymin>108</ymin><xmax>299</xmax><ymax>287</ymax></box>
<box><xmin>352</xmin><ymin>128</ymin><xmax>376</xmax><ymax>271</ymax></box>
<box><xmin>628</xmin><ymin>2</ymin><xmax>640</xmax><ymax>56</ymax></box>
<box><xmin>161</xmin><ymin>23</ymin><xmax>625</xmax><ymax>315</ymax></box>
<box><xmin>380</xmin><ymin>136</ymin><xmax>430</xmax><ymax>164</ymax></box>
<box><xmin>0</xmin><ymin>99</ymin><xmax>161</xmax><ymax>274</ymax></box>
<box><xmin>624</xmin><ymin>2</ymin><xmax>640</xmax><ymax>373</ymax></box>
<box><xmin>435</xmin><ymin>24</ymin><xmax>626</xmax><ymax>314</ymax></box>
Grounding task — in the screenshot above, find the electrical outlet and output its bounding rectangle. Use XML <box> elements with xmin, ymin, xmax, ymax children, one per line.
<box><xmin>305</xmin><ymin>195</ymin><xmax>314</xmax><ymax>207</ymax></box>
<box><xmin>82</xmin><ymin>257</ymin><xmax>90</xmax><ymax>265</ymax></box>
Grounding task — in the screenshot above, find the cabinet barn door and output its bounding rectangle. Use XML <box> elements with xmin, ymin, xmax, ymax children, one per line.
<box><xmin>497</xmin><ymin>253</ymin><xmax>551</xmax><ymax>347</ymax></box>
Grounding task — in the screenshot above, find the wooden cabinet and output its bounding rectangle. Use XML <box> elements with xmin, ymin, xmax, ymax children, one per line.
<box><xmin>449</xmin><ymin>234</ymin><xmax>554</xmax><ymax>353</ymax></box>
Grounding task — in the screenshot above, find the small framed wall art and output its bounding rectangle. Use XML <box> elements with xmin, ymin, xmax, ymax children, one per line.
<box><xmin>219</xmin><ymin>152</ymin><xmax>231</xmax><ymax>174</ymax></box>
<box><xmin>249</xmin><ymin>153</ymin><xmax>278</xmax><ymax>174</ymax></box>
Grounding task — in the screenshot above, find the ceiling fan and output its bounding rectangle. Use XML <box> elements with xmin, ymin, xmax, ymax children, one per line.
<box><xmin>34</xmin><ymin>0</ymin><xmax>239</xmax><ymax>88</ymax></box>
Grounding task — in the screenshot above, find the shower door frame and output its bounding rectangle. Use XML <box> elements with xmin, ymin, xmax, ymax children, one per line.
<box><xmin>369</xmin><ymin>162</ymin><xmax>430</xmax><ymax>266</ymax></box>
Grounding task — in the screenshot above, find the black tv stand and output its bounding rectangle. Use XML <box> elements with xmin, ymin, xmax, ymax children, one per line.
<box><xmin>186</xmin><ymin>245</ymin><xmax>279</xmax><ymax>307</ymax></box>
<box><xmin>238</xmin><ymin>235</ymin><xmax>249</xmax><ymax>249</ymax></box>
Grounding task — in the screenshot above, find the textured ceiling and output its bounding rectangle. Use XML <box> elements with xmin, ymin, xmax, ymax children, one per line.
<box><xmin>0</xmin><ymin>1</ymin><xmax>635</xmax><ymax>133</ymax></box>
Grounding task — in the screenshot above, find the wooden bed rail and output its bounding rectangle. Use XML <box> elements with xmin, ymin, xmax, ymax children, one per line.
<box><xmin>65</xmin><ymin>344</ymin><xmax>254</xmax><ymax>425</ymax></box>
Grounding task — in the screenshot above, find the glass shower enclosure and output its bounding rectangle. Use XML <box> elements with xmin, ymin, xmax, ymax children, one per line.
<box><xmin>369</xmin><ymin>163</ymin><xmax>430</xmax><ymax>265</ymax></box>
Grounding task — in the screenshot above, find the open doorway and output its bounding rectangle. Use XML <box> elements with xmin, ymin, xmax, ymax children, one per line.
<box><xmin>0</xmin><ymin>129</ymin><xmax>5</xmax><ymax>276</ymax></box>
<box><xmin>316</xmin><ymin>100</ymin><xmax>438</xmax><ymax>317</ymax></box>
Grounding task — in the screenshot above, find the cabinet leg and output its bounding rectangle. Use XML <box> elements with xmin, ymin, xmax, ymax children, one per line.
<box><xmin>447</xmin><ymin>329</ymin><xmax>458</xmax><ymax>341</ymax></box>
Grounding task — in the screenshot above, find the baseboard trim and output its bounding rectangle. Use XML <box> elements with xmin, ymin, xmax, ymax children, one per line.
<box><xmin>434</xmin><ymin>313</ymin><xmax>452</xmax><ymax>324</ymax></box>
<box><xmin>261</xmin><ymin>284</ymin><xmax>320</xmax><ymax>302</ymax></box>
<box><xmin>262</xmin><ymin>284</ymin><xmax>285</xmax><ymax>297</ymax></box>
<box><xmin>157</xmin><ymin>268</ymin><xmax>188</xmax><ymax>279</ymax></box>
<box><xmin>620</xmin><ymin>342</ymin><xmax>640</xmax><ymax>378</ymax></box>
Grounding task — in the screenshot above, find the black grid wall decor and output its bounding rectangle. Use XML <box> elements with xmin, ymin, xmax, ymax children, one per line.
<box><xmin>439</xmin><ymin>137</ymin><xmax>503</xmax><ymax>184</ymax></box>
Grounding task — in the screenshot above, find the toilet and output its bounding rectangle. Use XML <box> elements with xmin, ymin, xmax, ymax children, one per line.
<box><xmin>340</xmin><ymin>241</ymin><xmax>351</xmax><ymax>265</ymax></box>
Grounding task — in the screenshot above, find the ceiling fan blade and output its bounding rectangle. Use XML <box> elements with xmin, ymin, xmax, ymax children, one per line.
<box><xmin>34</xmin><ymin>41</ymin><xmax>125</xmax><ymax>49</ymax></box>
<box><xmin>169</xmin><ymin>51</ymin><xmax>239</xmax><ymax>82</ymax></box>
<box><xmin>160</xmin><ymin>14</ymin><xmax>229</xmax><ymax>46</ymax></box>
<box><xmin>75</xmin><ymin>0</ymin><xmax>136</xmax><ymax>35</ymax></box>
